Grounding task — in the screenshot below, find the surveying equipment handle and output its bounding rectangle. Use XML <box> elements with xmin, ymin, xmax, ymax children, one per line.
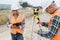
<box><xmin>37</xmin><ymin>18</ymin><xmax>40</xmax><ymax>24</ymax></box>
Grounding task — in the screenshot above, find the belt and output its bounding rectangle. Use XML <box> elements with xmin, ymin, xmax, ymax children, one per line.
<box><xmin>16</xmin><ymin>33</ymin><xmax>22</xmax><ymax>35</ymax></box>
<box><xmin>11</xmin><ymin>33</ymin><xmax>22</xmax><ymax>35</ymax></box>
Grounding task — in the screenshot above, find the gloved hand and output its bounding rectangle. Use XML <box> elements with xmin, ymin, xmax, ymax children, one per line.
<box><xmin>19</xmin><ymin>26</ymin><xmax>24</xmax><ymax>31</ymax></box>
<box><xmin>37</xmin><ymin>29</ymin><xmax>42</xmax><ymax>35</ymax></box>
<box><xmin>37</xmin><ymin>29</ymin><xmax>49</xmax><ymax>38</ymax></box>
<box><xmin>8</xmin><ymin>24</ymin><xmax>12</xmax><ymax>28</ymax></box>
<box><xmin>37</xmin><ymin>21</ymin><xmax>40</xmax><ymax>24</ymax></box>
<box><xmin>37</xmin><ymin>29</ymin><xmax>45</xmax><ymax>37</ymax></box>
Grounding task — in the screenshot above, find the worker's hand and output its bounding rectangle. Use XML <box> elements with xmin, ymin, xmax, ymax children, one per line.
<box><xmin>19</xmin><ymin>26</ymin><xmax>24</xmax><ymax>30</ymax></box>
<box><xmin>34</xmin><ymin>30</ymin><xmax>43</xmax><ymax>37</ymax></box>
<box><xmin>37</xmin><ymin>21</ymin><xmax>40</xmax><ymax>24</ymax></box>
<box><xmin>37</xmin><ymin>21</ymin><xmax>42</xmax><ymax>24</ymax></box>
<box><xmin>8</xmin><ymin>24</ymin><xmax>12</xmax><ymax>28</ymax></box>
<box><xmin>34</xmin><ymin>29</ymin><xmax>42</xmax><ymax>34</ymax></box>
<box><xmin>37</xmin><ymin>30</ymin><xmax>42</xmax><ymax>34</ymax></box>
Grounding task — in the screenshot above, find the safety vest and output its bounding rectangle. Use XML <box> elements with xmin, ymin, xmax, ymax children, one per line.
<box><xmin>48</xmin><ymin>9</ymin><xmax>60</xmax><ymax>40</ymax></box>
<box><xmin>10</xmin><ymin>14</ymin><xmax>25</xmax><ymax>34</ymax></box>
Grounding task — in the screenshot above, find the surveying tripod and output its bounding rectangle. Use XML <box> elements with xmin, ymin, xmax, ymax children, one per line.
<box><xmin>30</xmin><ymin>8</ymin><xmax>42</xmax><ymax>40</ymax></box>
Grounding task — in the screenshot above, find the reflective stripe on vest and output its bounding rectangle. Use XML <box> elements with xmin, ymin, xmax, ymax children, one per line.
<box><xmin>20</xmin><ymin>14</ymin><xmax>22</xmax><ymax>22</ymax></box>
<box><xmin>57</xmin><ymin>29</ymin><xmax>60</xmax><ymax>34</ymax></box>
<box><xmin>57</xmin><ymin>32</ymin><xmax>60</xmax><ymax>34</ymax></box>
<box><xmin>11</xmin><ymin>30</ymin><xmax>16</xmax><ymax>32</ymax></box>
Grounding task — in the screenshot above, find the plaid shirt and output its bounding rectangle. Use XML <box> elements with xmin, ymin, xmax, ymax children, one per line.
<box><xmin>38</xmin><ymin>15</ymin><xmax>60</xmax><ymax>38</ymax></box>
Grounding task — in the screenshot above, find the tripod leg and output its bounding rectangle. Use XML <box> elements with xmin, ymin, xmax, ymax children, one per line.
<box><xmin>30</xmin><ymin>18</ymin><xmax>35</xmax><ymax>40</ymax></box>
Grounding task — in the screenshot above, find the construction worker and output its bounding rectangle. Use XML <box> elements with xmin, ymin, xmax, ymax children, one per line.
<box><xmin>35</xmin><ymin>0</ymin><xmax>60</xmax><ymax>40</ymax></box>
<box><xmin>8</xmin><ymin>6</ymin><xmax>25</xmax><ymax>40</ymax></box>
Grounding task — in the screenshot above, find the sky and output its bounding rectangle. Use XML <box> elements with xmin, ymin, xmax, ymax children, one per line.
<box><xmin>0</xmin><ymin>0</ymin><xmax>60</xmax><ymax>8</ymax></box>
<box><xmin>0</xmin><ymin>0</ymin><xmax>20</xmax><ymax>4</ymax></box>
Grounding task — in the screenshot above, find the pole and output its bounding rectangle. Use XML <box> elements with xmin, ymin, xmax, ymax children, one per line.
<box><xmin>30</xmin><ymin>15</ymin><xmax>35</xmax><ymax>40</ymax></box>
<box><xmin>37</xmin><ymin>18</ymin><xmax>42</xmax><ymax>40</ymax></box>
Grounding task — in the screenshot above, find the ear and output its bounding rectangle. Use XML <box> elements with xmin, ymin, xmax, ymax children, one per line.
<box><xmin>45</xmin><ymin>8</ymin><xmax>48</xmax><ymax>12</ymax></box>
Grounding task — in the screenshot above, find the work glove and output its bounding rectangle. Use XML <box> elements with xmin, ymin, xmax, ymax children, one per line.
<box><xmin>37</xmin><ymin>22</ymin><xmax>40</xmax><ymax>24</ymax></box>
<box><xmin>37</xmin><ymin>29</ymin><xmax>42</xmax><ymax>34</ymax></box>
<box><xmin>8</xmin><ymin>24</ymin><xmax>12</xmax><ymax>28</ymax></box>
<box><xmin>19</xmin><ymin>26</ymin><xmax>24</xmax><ymax>31</ymax></box>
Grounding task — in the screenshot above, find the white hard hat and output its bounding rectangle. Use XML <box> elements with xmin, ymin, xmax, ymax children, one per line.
<box><xmin>11</xmin><ymin>3</ymin><xmax>20</xmax><ymax>10</ymax></box>
<box><xmin>41</xmin><ymin>0</ymin><xmax>54</xmax><ymax>11</ymax></box>
<box><xmin>11</xmin><ymin>0</ymin><xmax>21</xmax><ymax>10</ymax></box>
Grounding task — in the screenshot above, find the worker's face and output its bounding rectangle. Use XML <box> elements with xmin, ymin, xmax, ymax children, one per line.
<box><xmin>12</xmin><ymin>10</ymin><xmax>19</xmax><ymax>16</ymax></box>
<box><xmin>46</xmin><ymin>4</ymin><xmax>57</xmax><ymax>14</ymax></box>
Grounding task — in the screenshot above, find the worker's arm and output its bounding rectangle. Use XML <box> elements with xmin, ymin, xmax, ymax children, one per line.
<box><xmin>38</xmin><ymin>27</ymin><xmax>58</xmax><ymax>38</ymax></box>
<box><xmin>7</xmin><ymin>17</ymin><xmax>12</xmax><ymax>28</ymax></box>
<box><xmin>20</xmin><ymin>14</ymin><xmax>25</xmax><ymax>28</ymax></box>
<box><xmin>37</xmin><ymin>21</ymin><xmax>48</xmax><ymax>27</ymax></box>
<box><xmin>22</xmin><ymin>14</ymin><xmax>25</xmax><ymax>25</ymax></box>
<box><xmin>37</xmin><ymin>18</ymin><xmax>48</xmax><ymax>27</ymax></box>
<box><xmin>37</xmin><ymin>16</ymin><xmax>59</xmax><ymax>38</ymax></box>
<box><xmin>21</xmin><ymin>14</ymin><xmax>25</xmax><ymax>22</ymax></box>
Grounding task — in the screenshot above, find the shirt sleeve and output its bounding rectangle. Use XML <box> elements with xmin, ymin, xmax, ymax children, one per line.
<box><xmin>38</xmin><ymin>16</ymin><xmax>59</xmax><ymax>38</ymax></box>
<box><xmin>40</xmin><ymin>27</ymin><xmax>58</xmax><ymax>38</ymax></box>
<box><xmin>7</xmin><ymin>16</ymin><xmax>12</xmax><ymax>28</ymax></box>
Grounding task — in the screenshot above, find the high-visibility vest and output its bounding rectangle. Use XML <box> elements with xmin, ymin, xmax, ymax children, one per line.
<box><xmin>10</xmin><ymin>14</ymin><xmax>25</xmax><ymax>34</ymax></box>
<box><xmin>53</xmin><ymin>28</ymin><xmax>60</xmax><ymax>40</ymax></box>
<box><xmin>48</xmin><ymin>9</ymin><xmax>60</xmax><ymax>40</ymax></box>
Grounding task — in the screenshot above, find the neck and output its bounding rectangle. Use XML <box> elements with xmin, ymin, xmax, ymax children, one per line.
<box><xmin>13</xmin><ymin>14</ymin><xmax>19</xmax><ymax>19</ymax></box>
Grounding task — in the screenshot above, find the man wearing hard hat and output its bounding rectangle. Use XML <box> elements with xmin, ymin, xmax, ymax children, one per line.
<box><xmin>8</xmin><ymin>4</ymin><xmax>25</xmax><ymax>40</ymax></box>
<box><xmin>35</xmin><ymin>0</ymin><xmax>60</xmax><ymax>40</ymax></box>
